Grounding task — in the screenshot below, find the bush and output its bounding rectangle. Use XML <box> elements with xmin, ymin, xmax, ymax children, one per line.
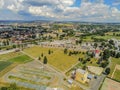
<box><xmin>105</xmin><ymin>67</ymin><xmax>111</xmax><ymax>75</ymax></box>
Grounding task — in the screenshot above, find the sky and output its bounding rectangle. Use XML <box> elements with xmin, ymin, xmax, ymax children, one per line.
<box><xmin>0</xmin><ymin>0</ymin><xmax>120</xmax><ymax>22</ymax></box>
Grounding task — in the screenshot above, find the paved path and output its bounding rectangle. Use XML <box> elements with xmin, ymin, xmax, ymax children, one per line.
<box><xmin>64</xmin><ymin>61</ymin><xmax>80</xmax><ymax>74</ymax></box>
<box><xmin>0</xmin><ymin>49</ymin><xmax>18</xmax><ymax>55</ymax></box>
<box><xmin>89</xmin><ymin>74</ymin><xmax>106</xmax><ymax>90</ymax></box>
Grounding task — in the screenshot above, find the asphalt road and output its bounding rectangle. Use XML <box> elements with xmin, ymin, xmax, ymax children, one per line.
<box><xmin>89</xmin><ymin>74</ymin><xmax>106</xmax><ymax>90</ymax></box>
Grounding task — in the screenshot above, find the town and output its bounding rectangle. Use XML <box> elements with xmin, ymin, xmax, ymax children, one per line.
<box><xmin>0</xmin><ymin>21</ymin><xmax>120</xmax><ymax>90</ymax></box>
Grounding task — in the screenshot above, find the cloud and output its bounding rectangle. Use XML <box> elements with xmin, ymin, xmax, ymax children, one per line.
<box><xmin>7</xmin><ymin>0</ymin><xmax>24</xmax><ymax>12</ymax></box>
<box><xmin>0</xmin><ymin>0</ymin><xmax>120</xmax><ymax>22</ymax></box>
<box><xmin>0</xmin><ymin>0</ymin><xmax>4</xmax><ymax>9</ymax></box>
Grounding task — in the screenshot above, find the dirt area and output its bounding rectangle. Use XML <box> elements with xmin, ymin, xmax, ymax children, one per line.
<box><xmin>87</xmin><ymin>66</ymin><xmax>103</xmax><ymax>75</ymax></box>
<box><xmin>101</xmin><ymin>78</ymin><xmax>120</xmax><ymax>90</ymax></box>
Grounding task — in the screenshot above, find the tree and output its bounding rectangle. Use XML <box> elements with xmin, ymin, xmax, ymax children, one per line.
<box><xmin>64</xmin><ymin>48</ymin><xmax>68</xmax><ymax>54</ymax></box>
<box><xmin>109</xmin><ymin>40</ymin><xmax>114</xmax><ymax>45</ymax></box>
<box><xmin>113</xmin><ymin>33</ymin><xmax>115</xmax><ymax>36</ymax></box>
<box><xmin>82</xmin><ymin>60</ymin><xmax>87</xmax><ymax>64</ymax></box>
<box><xmin>43</xmin><ymin>56</ymin><xmax>47</xmax><ymax>64</ymax></box>
<box><xmin>41</xmin><ymin>53</ymin><xmax>43</xmax><ymax>57</ymax></box>
<box><xmin>78</xmin><ymin>58</ymin><xmax>83</xmax><ymax>62</ymax></box>
<box><xmin>75</xmin><ymin>40</ymin><xmax>79</xmax><ymax>45</ymax></box>
<box><xmin>79</xmin><ymin>39</ymin><xmax>82</xmax><ymax>45</ymax></box>
<box><xmin>0</xmin><ymin>83</ymin><xmax>18</xmax><ymax>90</ymax></box>
<box><xmin>48</xmin><ymin>50</ymin><xmax>51</xmax><ymax>54</ymax></box>
<box><xmin>6</xmin><ymin>40</ymin><xmax>9</xmax><ymax>45</ymax></box>
<box><xmin>9</xmin><ymin>83</ymin><xmax>17</xmax><ymax>90</ymax></box>
<box><xmin>78</xmin><ymin>58</ymin><xmax>81</xmax><ymax>61</ymax></box>
<box><xmin>82</xmin><ymin>65</ymin><xmax>87</xmax><ymax>70</ymax></box>
<box><xmin>103</xmin><ymin>49</ymin><xmax>110</xmax><ymax>60</ymax></box>
<box><xmin>110</xmin><ymin>50</ymin><xmax>116</xmax><ymax>57</ymax></box>
<box><xmin>69</xmin><ymin>51</ymin><xmax>72</xmax><ymax>56</ymax></box>
<box><xmin>86</xmin><ymin>58</ymin><xmax>91</xmax><ymax>62</ymax></box>
<box><xmin>100</xmin><ymin>61</ymin><xmax>109</xmax><ymax>68</ymax></box>
<box><xmin>12</xmin><ymin>45</ymin><xmax>16</xmax><ymax>48</ymax></box>
<box><xmin>107</xmin><ymin>44</ymin><xmax>113</xmax><ymax>49</ymax></box>
<box><xmin>3</xmin><ymin>41</ymin><xmax>6</xmax><ymax>46</ymax></box>
<box><xmin>116</xmin><ymin>52</ymin><xmax>120</xmax><ymax>58</ymax></box>
<box><xmin>94</xmin><ymin>43</ymin><xmax>98</xmax><ymax>48</ymax></box>
<box><xmin>101</xmin><ymin>42</ymin><xmax>105</xmax><ymax>47</ymax></box>
<box><xmin>38</xmin><ymin>56</ymin><xmax>41</xmax><ymax>60</ymax></box>
<box><xmin>105</xmin><ymin>67</ymin><xmax>110</xmax><ymax>75</ymax></box>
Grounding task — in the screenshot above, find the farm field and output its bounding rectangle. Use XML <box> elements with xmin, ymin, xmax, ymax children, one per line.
<box><xmin>0</xmin><ymin>61</ymin><xmax>12</xmax><ymax>72</ymax></box>
<box><xmin>83</xmin><ymin>33</ymin><xmax>120</xmax><ymax>42</ymax></box>
<box><xmin>113</xmin><ymin>69</ymin><xmax>120</xmax><ymax>81</ymax></box>
<box><xmin>105</xmin><ymin>31</ymin><xmax>120</xmax><ymax>35</ymax></box>
<box><xmin>0</xmin><ymin>51</ymin><xmax>33</xmax><ymax>78</ymax></box>
<box><xmin>94</xmin><ymin>35</ymin><xmax>120</xmax><ymax>40</ymax></box>
<box><xmin>8</xmin><ymin>55</ymin><xmax>33</xmax><ymax>63</ymax></box>
<box><xmin>101</xmin><ymin>78</ymin><xmax>120</xmax><ymax>90</ymax></box>
<box><xmin>23</xmin><ymin>46</ymin><xmax>85</xmax><ymax>71</ymax></box>
<box><xmin>109</xmin><ymin>58</ymin><xmax>120</xmax><ymax>77</ymax></box>
<box><xmin>0</xmin><ymin>52</ymin><xmax>22</xmax><ymax>61</ymax></box>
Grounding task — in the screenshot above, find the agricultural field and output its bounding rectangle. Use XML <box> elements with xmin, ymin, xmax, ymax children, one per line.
<box><xmin>23</xmin><ymin>46</ymin><xmax>85</xmax><ymax>71</ymax></box>
<box><xmin>83</xmin><ymin>33</ymin><xmax>120</xmax><ymax>42</ymax></box>
<box><xmin>0</xmin><ymin>52</ymin><xmax>22</xmax><ymax>61</ymax></box>
<box><xmin>113</xmin><ymin>69</ymin><xmax>120</xmax><ymax>81</ymax></box>
<box><xmin>0</xmin><ymin>51</ymin><xmax>33</xmax><ymax>78</ymax></box>
<box><xmin>93</xmin><ymin>35</ymin><xmax>120</xmax><ymax>40</ymax></box>
<box><xmin>100</xmin><ymin>78</ymin><xmax>120</xmax><ymax>90</ymax></box>
<box><xmin>105</xmin><ymin>32</ymin><xmax>120</xmax><ymax>35</ymax></box>
<box><xmin>0</xmin><ymin>61</ymin><xmax>12</xmax><ymax>72</ymax></box>
<box><xmin>8</xmin><ymin>55</ymin><xmax>33</xmax><ymax>63</ymax></box>
<box><xmin>109</xmin><ymin>58</ymin><xmax>120</xmax><ymax>77</ymax></box>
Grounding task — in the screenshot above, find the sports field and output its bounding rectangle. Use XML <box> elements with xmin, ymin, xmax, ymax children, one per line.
<box><xmin>23</xmin><ymin>46</ymin><xmax>85</xmax><ymax>71</ymax></box>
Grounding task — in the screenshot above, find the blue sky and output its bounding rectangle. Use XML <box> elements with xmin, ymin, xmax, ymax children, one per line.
<box><xmin>0</xmin><ymin>0</ymin><xmax>120</xmax><ymax>22</ymax></box>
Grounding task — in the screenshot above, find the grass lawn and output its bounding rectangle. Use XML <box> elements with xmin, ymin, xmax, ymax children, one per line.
<box><xmin>23</xmin><ymin>46</ymin><xmax>58</xmax><ymax>57</ymax></box>
<box><xmin>86</xmin><ymin>58</ymin><xmax>98</xmax><ymax>66</ymax></box>
<box><xmin>94</xmin><ymin>35</ymin><xmax>120</xmax><ymax>40</ymax></box>
<box><xmin>8</xmin><ymin>55</ymin><xmax>33</xmax><ymax>63</ymax></box>
<box><xmin>83</xmin><ymin>34</ymin><xmax>120</xmax><ymax>42</ymax></box>
<box><xmin>83</xmin><ymin>36</ymin><xmax>93</xmax><ymax>42</ymax></box>
<box><xmin>113</xmin><ymin>69</ymin><xmax>120</xmax><ymax>81</ymax></box>
<box><xmin>23</xmin><ymin>46</ymin><xmax>85</xmax><ymax>71</ymax></box>
<box><xmin>0</xmin><ymin>52</ymin><xmax>22</xmax><ymax>61</ymax></box>
<box><xmin>109</xmin><ymin>58</ymin><xmax>120</xmax><ymax>77</ymax></box>
<box><xmin>0</xmin><ymin>61</ymin><xmax>12</xmax><ymax>72</ymax></box>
